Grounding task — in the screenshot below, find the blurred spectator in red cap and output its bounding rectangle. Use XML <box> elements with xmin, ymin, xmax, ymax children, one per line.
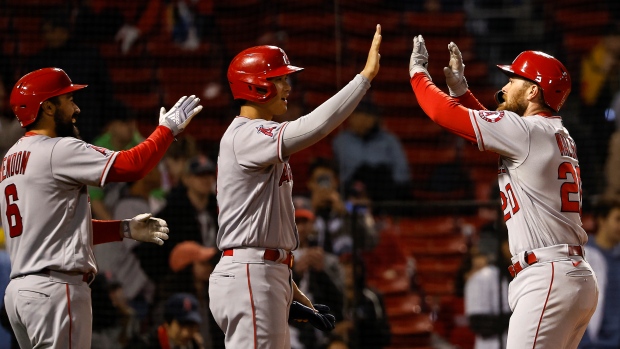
<box><xmin>169</xmin><ymin>241</ymin><xmax>218</xmax><ymax>273</ymax></box>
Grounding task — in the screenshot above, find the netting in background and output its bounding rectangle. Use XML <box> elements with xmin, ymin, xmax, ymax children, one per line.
<box><xmin>0</xmin><ymin>0</ymin><xmax>617</xmax><ymax>348</ymax></box>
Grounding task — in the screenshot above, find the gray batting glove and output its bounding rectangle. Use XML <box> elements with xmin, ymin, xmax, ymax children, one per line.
<box><xmin>122</xmin><ymin>213</ymin><xmax>169</xmax><ymax>246</ymax></box>
<box><xmin>159</xmin><ymin>95</ymin><xmax>203</xmax><ymax>136</ymax></box>
<box><xmin>409</xmin><ymin>35</ymin><xmax>431</xmax><ymax>80</ymax></box>
<box><xmin>443</xmin><ymin>42</ymin><xmax>469</xmax><ymax>97</ymax></box>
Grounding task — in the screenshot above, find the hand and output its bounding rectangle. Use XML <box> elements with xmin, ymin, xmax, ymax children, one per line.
<box><xmin>122</xmin><ymin>213</ymin><xmax>169</xmax><ymax>246</ymax></box>
<box><xmin>115</xmin><ymin>25</ymin><xmax>140</xmax><ymax>55</ymax></box>
<box><xmin>360</xmin><ymin>24</ymin><xmax>382</xmax><ymax>81</ymax></box>
<box><xmin>409</xmin><ymin>35</ymin><xmax>430</xmax><ymax>80</ymax></box>
<box><xmin>289</xmin><ymin>301</ymin><xmax>336</xmax><ymax>332</ymax></box>
<box><xmin>159</xmin><ymin>95</ymin><xmax>203</xmax><ymax>136</ymax></box>
<box><xmin>443</xmin><ymin>42</ymin><xmax>469</xmax><ymax>97</ymax></box>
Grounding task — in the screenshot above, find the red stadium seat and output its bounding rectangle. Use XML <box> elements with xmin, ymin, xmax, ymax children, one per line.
<box><xmin>403</xmin><ymin>12</ymin><xmax>466</xmax><ymax>35</ymax></box>
<box><xmin>405</xmin><ymin>146</ymin><xmax>457</xmax><ymax>166</ymax></box>
<box><xmin>382</xmin><ymin>116</ymin><xmax>445</xmax><ymax>141</ymax></box>
<box><xmin>341</xmin><ymin>10</ymin><xmax>402</xmax><ymax>37</ymax></box>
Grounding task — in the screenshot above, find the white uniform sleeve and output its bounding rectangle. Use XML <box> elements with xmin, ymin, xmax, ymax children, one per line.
<box><xmin>50</xmin><ymin>138</ymin><xmax>118</xmax><ymax>187</ymax></box>
<box><xmin>282</xmin><ymin>74</ymin><xmax>370</xmax><ymax>156</ymax></box>
<box><xmin>469</xmin><ymin>110</ymin><xmax>530</xmax><ymax>161</ymax></box>
<box><xmin>233</xmin><ymin>120</ymin><xmax>289</xmax><ymax>168</ymax></box>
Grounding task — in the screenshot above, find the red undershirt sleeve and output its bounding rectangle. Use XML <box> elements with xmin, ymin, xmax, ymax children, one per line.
<box><xmin>410</xmin><ymin>74</ymin><xmax>477</xmax><ymax>143</ymax></box>
<box><xmin>92</xmin><ymin>220</ymin><xmax>122</xmax><ymax>245</ymax></box>
<box><xmin>455</xmin><ymin>90</ymin><xmax>488</xmax><ymax>111</ymax></box>
<box><xmin>106</xmin><ymin>126</ymin><xmax>174</xmax><ymax>184</ymax></box>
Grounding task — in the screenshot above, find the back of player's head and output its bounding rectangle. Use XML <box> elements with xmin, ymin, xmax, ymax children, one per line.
<box><xmin>227</xmin><ymin>45</ymin><xmax>303</xmax><ymax>104</ymax></box>
<box><xmin>10</xmin><ymin>67</ymin><xmax>87</xmax><ymax>127</ymax></box>
<box><xmin>497</xmin><ymin>51</ymin><xmax>571</xmax><ymax>112</ymax></box>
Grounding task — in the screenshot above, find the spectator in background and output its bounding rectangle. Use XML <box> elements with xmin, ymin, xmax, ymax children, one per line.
<box><xmin>135</xmin><ymin>155</ymin><xmax>218</xmax><ymax>285</ymax></box>
<box><xmin>75</xmin><ymin>0</ymin><xmax>164</xmax><ymax>54</ymax></box>
<box><xmin>580</xmin><ymin>22</ymin><xmax>620</xmax><ymax>195</ymax></box>
<box><xmin>25</xmin><ymin>6</ymin><xmax>119</xmax><ymax>143</ymax></box>
<box><xmin>93</xmin><ymin>165</ymin><xmax>162</xmax><ymax>320</ymax></box>
<box><xmin>89</xmin><ymin>104</ymin><xmax>148</xmax><ymax>220</ymax></box>
<box><xmin>290</xmin><ymin>205</ymin><xmax>345</xmax><ymax>349</ymax></box>
<box><xmin>464</xmin><ymin>217</ymin><xmax>512</xmax><ymax>349</ymax></box>
<box><xmin>138</xmin><ymin>293</ymin><xmax>205</xmax><ymax>349</ymax></box>
<box><xmin>161</xmin><ymin>136</ymin><xmax>199</xmax><ymax>192</ymax></box>
<box><xmin>579</xmin><ymin>197</ymin><xmax>620</xmax><ymax>348</ymax></box>
<box><xmin>161</xmin><ymin>241</ymin><xmax>224</xmax><ymax>349</ymax></box>
<box><xmin>302</xmin><ymin>159</ymin><xmax>378</xmax><ymax>255</ymax></box>
<box><xmin>333</xmin><ymin>253</ymin><xmax>391</xmax><ymax>349</ymax></box>
<box><xmin>332</xmin><ymin>101</ymin><xmax>411</xmax><ymax>202</ymax></box>
<box><xmin>91</xmin><ymin>274</ymin><xmax>142</xmax><ymax>349</ymax></box>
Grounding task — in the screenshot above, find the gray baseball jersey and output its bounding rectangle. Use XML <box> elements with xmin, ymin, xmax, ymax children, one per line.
<box><xmin>469</xmin><ymin>110</ymin><xmax>587</xmax><ymax>255</ymax></box>
<box><xmin>216</xmin><ymin>118</ymin><xmax>298</xmax><ymax>251</ymax></box>
<box><xmin>0</xmin><ymin>133</ymin><xmax>117</xmax><ymax>278</ymax></box>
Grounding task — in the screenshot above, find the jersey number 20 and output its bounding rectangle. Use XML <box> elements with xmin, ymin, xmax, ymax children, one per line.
<box><xmin>4</xmin><ymin>184</ymin><xmax>23</xmax><ymax>238</ymax></box>
<box><xmin>558</xmin><ymin>162</ymin><xmax>582</xmax><ymax>214</ymax></box>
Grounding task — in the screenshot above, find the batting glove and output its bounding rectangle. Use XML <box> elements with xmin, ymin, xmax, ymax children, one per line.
<box><xmin>409</xmin><ymin>35</ymin><xmax>431</xmax><ymax>80</ymax></box>
<box><xmin>443</xmin><ymin>42</ymin><xmax>469</xmax><ymax>97</ymax></box>
<box><xmin>159</xmin><ymin>95</ymin><xmax>203</xmax><ymax>136</ymax></box>
<box><xmin>122</xmin><ymin>213</ymin><xmax>169</xmax><ymax>246</ymax></box>
<box><xmin>289</xmin><ymin>301</ymin><xmax>336</xmax><ymax>332</ymax></box>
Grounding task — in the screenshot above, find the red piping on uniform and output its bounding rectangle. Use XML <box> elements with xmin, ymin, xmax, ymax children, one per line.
<box><xmin>247</xmin><ymin>264</ymin><xmax>258</xmax><ymax>348</ymax></box>
<box><xmin>533</xmin><ymin>262</ymin><xmax>555</xmax><ymax>348</ymax></box>
<box><xmin>66</xmin><ymin>284</ymin><xmax>72</xmax><ymax>349</ymax></box>
<box><xmin>471</xmin><ymin>115</ymin><xmax>486</xmax><ymax>151</ymax></box>
<box><xmin>277</xmin><ymin>122</ymin><xmax>289</xmax><ymax>163</ymax></box>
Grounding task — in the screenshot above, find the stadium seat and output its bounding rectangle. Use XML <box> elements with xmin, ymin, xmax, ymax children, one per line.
<box><xmin>382</xmin><ymin>117</ymin><xmax>445</xmax><ymax>142</ymax></box>
<box><xmin>341</xmin><ymin>10</ymin><xmax>402</xmax><ymax>37</ymax></box>
<box><xmin>404</xmin><ymin>234</ymin><xmax>468</xmax><ymax>256</ymax></box>
<box><xmin>405</xmin><ymin>146</ymin><xmax>457</xmax><ymax>166</ymax></box>
<box><xmin>554</xmin><ymin>9</ymin><xmax>610</xmax><ymax>35</ymax></box>
<box><xmin>390</xmin><ymin>216</ymin><xmax>459</xmax><ymax>237</ymax></box>
<box><xmin>403</xmin><ymin>12</ymin><xmax>466</xmax><ymax>35</ymax></box>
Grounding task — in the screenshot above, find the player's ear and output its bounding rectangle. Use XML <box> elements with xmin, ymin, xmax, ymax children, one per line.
<box><xmin>41</xmin><ymin>100</ymin><xmax>56</xmax><ymax>116</ymax></box>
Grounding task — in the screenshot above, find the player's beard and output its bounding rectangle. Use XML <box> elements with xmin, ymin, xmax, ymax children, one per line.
<box><xmin>54</xmin><ymin>110</ymin><xmax>81</xmax><ymax>139</ymax></box>
<box><xmin>496</xmin><ymin>85</ymin><xmax>529</xmax><ymax>116</ymax></box>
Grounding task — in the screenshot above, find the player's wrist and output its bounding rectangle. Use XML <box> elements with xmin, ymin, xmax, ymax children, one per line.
<box><xmin>121</xmin><ymin>219</ymin><xmax>131</xmax><ymax>239</ymax></box>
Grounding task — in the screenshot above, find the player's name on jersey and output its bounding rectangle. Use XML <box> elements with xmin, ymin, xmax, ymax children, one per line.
<box><xmin>0</xmin><ymin>151</ymin><xmax>31</xmax><ymax>183</ymax></box>
<box><xmin>555</xmin><ymin>133</ymin><xmax>577</xmax><ymax>160</ymax></box>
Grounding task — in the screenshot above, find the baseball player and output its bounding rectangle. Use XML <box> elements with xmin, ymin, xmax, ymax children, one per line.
<box><xmin>408</xmin><ymin>36</ymin><xmax>599</xmax><ymax>348</ymax></box>
<box><xmin>209</xmin><ymin>25</ymin><xmax>382</xmax><ymax>348</ymax></box>
<box><xmin>1</xmin><ymin>67</ymin><xmax>202</xmax><ymax>349</ymax></box>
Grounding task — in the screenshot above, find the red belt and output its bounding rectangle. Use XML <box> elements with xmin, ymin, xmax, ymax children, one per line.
<box><xmin>223</xmin><ymin>249</ymin><xmax>294</xmax><ymax>269</ymax></box>
<box><xmin>508</xmin><ymin>245</ymin><xmax>584</xmax><ymax>277</ymax></box>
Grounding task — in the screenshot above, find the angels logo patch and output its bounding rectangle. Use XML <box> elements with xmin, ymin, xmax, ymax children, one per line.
<box><xmin>478</xmin><ymin>111</ymin><xmax>505</xmax><ymax>123</ymax></box>
<box><xmin>256</xmin><ymin>125</ymin><xmax>277</xmax><ymax>137</ymax></box>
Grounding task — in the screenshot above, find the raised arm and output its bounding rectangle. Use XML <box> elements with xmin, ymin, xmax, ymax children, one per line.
<box><xmin>281</xmin><ymin>25</ymin><xmax>382</xmax><ymax>156</ymax></box>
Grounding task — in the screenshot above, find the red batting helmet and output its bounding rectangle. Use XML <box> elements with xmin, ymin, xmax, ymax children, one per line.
<box><xmin>227</xmin><ymin>45</ymin><xmax>303</xmax><ymax>104</ymax></box>
<box><xmin>10</xmin><ymin>67</ymin><xmax>87</xmax><ymax>127</ymax></box>
<box><xmin>497</xmin><ymin>51</ymin><xmax>571</xmax><ymax>112</ymax></box>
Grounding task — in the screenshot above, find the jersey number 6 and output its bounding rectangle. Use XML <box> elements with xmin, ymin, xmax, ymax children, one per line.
<box><xmin>4</xmin><ymin>184</ymin><xmax>23</xmax><ymax>238</ymax></box>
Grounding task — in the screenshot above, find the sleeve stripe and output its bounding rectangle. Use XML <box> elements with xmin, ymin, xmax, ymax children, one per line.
<box><xmin>99</xmin><ymin>152</ymin><xmax>119</xmax><ymax>187</ymax></box>
<box><xmin>277</xmin><ymin>122</ymin><xmax>289</xmax><ymax>163</ymax></box>
<box><xmin>470</xmin><ymin>111</ymin><xmax>486</xmax><ymax>152</ymax></box>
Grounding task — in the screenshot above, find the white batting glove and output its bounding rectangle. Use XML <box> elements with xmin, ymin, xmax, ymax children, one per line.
<box><xmin>443</xmin><ymin>42</ymin><xmax>469</xmax><ymax>97</ymax></box>
<box><xmin>409</xmin><ymin>35</ymin><xmax>431</xmax><ymax>80</ymax></box>
<box><xmin>159</xmin><ymin>95</ymin><xmax>203</xmax><ymax>136</ymax></box>
<box><xmin>122</xmin><ymin>213</ymin><xmax>169</xmax><ymax>246</ymax></box>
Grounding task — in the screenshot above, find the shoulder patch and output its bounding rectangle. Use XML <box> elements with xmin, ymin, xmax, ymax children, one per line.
<box><xmin>85</xmin><ymin>144</ymin><xmax>113</xmax><ymax>157</ymax></box>
<box><xmin>478</xmin><ymin>111</ymin><xmax>505</xmax><ymax>123</ymax></box>
<box><xmin>256</xmin><ymin>125</ymin><xmax>277</xmax><ymax>137</ymax></box>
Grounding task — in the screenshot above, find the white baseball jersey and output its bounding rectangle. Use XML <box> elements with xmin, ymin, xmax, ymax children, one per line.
<box><xmin>216</xmin><ymin>117</ymin><xmax>298</xmax><ymax>251</ymax></box>
<box><xmin>469</xmin><ymin>110</ymin><xmax>586</xmax><ymax>256</ymax></box>
<box><xmin>0</xmin><ymin>133</ymin><xmax>117</xmax><ymax>278</ymax></box>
